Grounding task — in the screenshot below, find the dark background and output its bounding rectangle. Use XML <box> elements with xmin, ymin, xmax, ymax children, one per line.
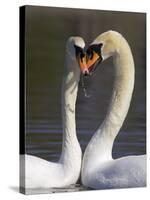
<box><xmin>24</xmin><ymin>6</ymin><xmax>146</xmax><ymax>161</ymax></box>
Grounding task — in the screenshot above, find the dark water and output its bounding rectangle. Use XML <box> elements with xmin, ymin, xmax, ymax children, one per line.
<box><xmin>24</xmin><ymin>6</ymin><xmax>146</xmax><ymax>193</ymax></box>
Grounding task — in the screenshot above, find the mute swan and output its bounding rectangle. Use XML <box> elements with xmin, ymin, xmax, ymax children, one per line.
<box><xmin>20</xmin><ymin>37</ymin><xmax>87</xmax><ymax>190</ymax></box>
<box><xmin>81</xmin><ymin>31</ymin><xmax>146</xmax><ymax>189</ymax></box>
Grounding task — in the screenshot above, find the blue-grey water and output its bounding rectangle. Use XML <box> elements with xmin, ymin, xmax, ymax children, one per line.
<box><xmin>24</xmin><ymin>6</ymin><xmax>146</xmax><ymax>193</ymax></box>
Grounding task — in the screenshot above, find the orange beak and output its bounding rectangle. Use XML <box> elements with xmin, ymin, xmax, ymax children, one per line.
<box><xmin>87</xmin><ymin>51</ymin><xmax>100</xmax><ymax>70</ymax></box>
<box><xmin>78</xmin><ymin>54</ymin><xmax>89</xmax><ymax>75</ymax></box>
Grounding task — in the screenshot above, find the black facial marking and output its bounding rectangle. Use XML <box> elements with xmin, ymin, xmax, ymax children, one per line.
<box><xmin>74</xmin><ymin>45</ymin><xmax>85</xmax><ymax>62</ymax></box>
<box><xmin>86</xmin><ymin>43</ymin><xmax>103</xmax><ymax>74</ymax></box>
<box><xmin>86</xmin><ymin>43</ymin><xmax>103</xmax><ymax>57</ymax></box>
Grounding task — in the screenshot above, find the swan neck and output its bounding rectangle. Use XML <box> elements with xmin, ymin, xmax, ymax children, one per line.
<box><xmin>83</xmin><ymin>36</ymin><xmax>135</xmax><ymax>168</ymax></box>
<box><xmin>60</xmin><ymin>54</ymin><xmax>81</xmax><ymax>163</ymax></box>
<box><xmin>103</xmin><ymin>39</ymin><xmax>135</xmax><ymax>139</ymax></box>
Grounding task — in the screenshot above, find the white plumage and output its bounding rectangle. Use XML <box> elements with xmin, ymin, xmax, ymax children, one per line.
<box><xmin>20</xmin><ymin>37</ymin><xmax>85</xmax><ymax>189</ymax></box>
<box><xmin>81</xmin><ymin>31</ymin><xmax>146</xmax><ymax>189</ymax></box>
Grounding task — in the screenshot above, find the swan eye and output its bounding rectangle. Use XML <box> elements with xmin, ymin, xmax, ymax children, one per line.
<box><xmin>88</xmin><ymin>43</ymin><xmax>103</xmax><ymax>56</ymax></box>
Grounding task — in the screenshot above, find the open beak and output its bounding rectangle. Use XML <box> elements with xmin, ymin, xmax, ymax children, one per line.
<box><xmin>78</xmin><ymin>54</ymin><xmax>89</xmax><ymax>76</ymax></box>
<box><xmin>86</xmin><ymin>50</ymin><xmax>102</xmax><ymax>74</ymax></box>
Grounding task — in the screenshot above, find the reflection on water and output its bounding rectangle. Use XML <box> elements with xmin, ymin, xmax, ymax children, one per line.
<box><xmin>25</xmin><ymin>6</ymin><xmax>146</xmax><ymax>193</ymax></box>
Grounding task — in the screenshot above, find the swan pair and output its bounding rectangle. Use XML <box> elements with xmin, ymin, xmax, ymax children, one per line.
<box><xmin>21</xmin><ymin>31</ymin><xmax>146</xmax><ymax>191</ymax></box>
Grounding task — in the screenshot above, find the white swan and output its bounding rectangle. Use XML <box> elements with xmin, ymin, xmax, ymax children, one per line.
<box><xmin>20</xmin><ymin>37</ymin><xmax>87</xmax><ymax>190</ymax></box>
<box><xmin>81</xmin><ymin>31</ymin><xmax>146</xmax><ymax>189</ymax></box>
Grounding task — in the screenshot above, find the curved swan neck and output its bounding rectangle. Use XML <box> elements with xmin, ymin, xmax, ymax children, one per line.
<box><xmin>60</xmin><ymin>52</ymin><xmax>81</xmax><ymax>164</ymax></box>
<box><xmin>84</xmin><ymin>32</ymin><xmax>135</xmax><ymax>165</ymax></box>
<box><xmin>103</xmin><ymin>34</ymin><xmax>135</xmax><ymax>139</ymax></box>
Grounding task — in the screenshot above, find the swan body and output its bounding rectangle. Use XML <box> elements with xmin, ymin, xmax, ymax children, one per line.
<box><xmin>81</xmin><ymin>31</ymin><xmax>146</xmax><ymax>189</ymax></box>
<box><xmin>20</xmin><ymin>37</ymin><xmax>86</xmax><ymax>189</ymax></box>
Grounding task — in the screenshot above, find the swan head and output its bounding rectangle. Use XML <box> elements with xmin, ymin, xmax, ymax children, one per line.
<box><xmin>66</xmin><ymin>37</ymin><xmax>89</xmax><ymax>75</ymax></box>
<box><xmin>86</xmin><ymin>30</ymin><xmax>120</xmax><ymax>74</ymax></box>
